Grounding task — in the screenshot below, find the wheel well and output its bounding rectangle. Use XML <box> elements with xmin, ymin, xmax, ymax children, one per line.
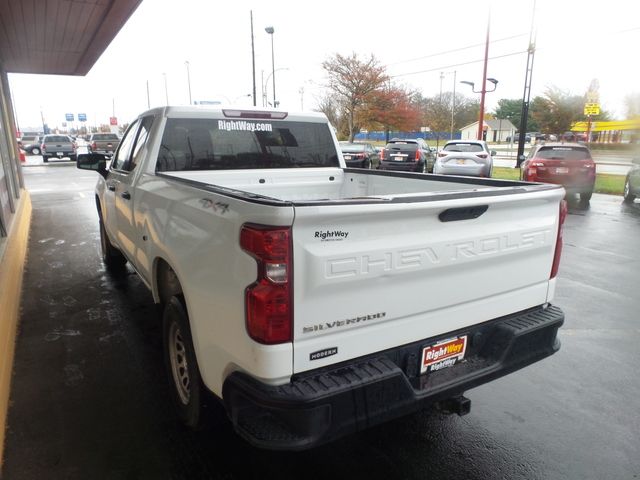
<box><xmin>156</xmin><ymin>259</ymin><xmax>183</xmax><ymax>306</ymax></box>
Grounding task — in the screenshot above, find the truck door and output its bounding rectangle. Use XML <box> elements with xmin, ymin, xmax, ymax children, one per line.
<box><xmin>112</xmin><ymin>116</ymin><xmax>154</xmax><ymax>283</ymax></box>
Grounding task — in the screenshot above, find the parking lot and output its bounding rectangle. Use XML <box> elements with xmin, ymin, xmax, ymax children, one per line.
<box><xmin>2</xmin><ymin>163</ymin><xmax>639</xmax><ymax>479</ymax></box>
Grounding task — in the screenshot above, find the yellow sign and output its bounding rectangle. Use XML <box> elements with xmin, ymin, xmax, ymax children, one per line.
<box><xmin>584</xmin><ymin>103</ymin><xmax>600</xmax><ymax>116</ymax></box>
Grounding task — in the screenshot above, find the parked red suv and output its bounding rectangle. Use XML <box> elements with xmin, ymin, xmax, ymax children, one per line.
<box><xmin>521</xmin><ymin>143</ymin><xmax>596</xmax><ymax>204</ymax></box>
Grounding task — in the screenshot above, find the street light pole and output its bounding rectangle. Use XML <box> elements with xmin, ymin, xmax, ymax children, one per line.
<box><xmin>460</xmin><ymin>78</ymin><xmax>499</xmax><ymax>140</ymax></box>
<box><xmin>185</xmin><ymin>61</ymin><xmax>192</xmax><ymax>105</ymax></box>
<box><xmin>477</xmin><ymin>13</ymin><xmax>491</xmax><ymax>140</ymax></box>
<box><xmin>263</xmin><ymin>68</ymin><xmax>288</xmax><ymax>107</ymax></box>
<box><xmin>163</xmin><ymin>73</ymin><xmax>169</xmax><ymax>105</ymax></box>
<box><xmin>265</xmin><ymin>26</ymin><xmax>276</xmax><ymax>107</ymax></box>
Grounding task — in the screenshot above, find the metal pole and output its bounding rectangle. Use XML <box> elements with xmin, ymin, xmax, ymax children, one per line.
<box><xmin>163</xmin><ymin>73</ymin><xmax>169</xmax><ymax>105</ymax></box>
<box><xmin>251</xmin><ymin>11</ymin><xmax>257</xmax><ymax>106</ymax></box>
<box><xmin>477</xmin><ymin>12</ymin><xmax>491</xmax><ymax>141</ymax></box>
<box><xmin>185</xmin><ymin>61</ymin><xmax>192</xmax><ymax>105</ymax></box>
<box><xmin>450</xmin><ymin>70</ymin><xmax>456</xmax><ymax>139</ymax></box>
<box><xmin>270</xmin><ymin>32</ymin><xmax>276</xmax><ymax>107</ymax></box>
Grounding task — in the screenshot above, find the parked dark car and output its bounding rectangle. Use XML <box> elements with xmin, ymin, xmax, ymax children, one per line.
<box><xmin>560</xmin><ymin>131</ymin><xmax>587</xmax><ymax>142</ymax></box>
<box><xmin>623</xmin><ymin>158</ymin><xmax>640</xmax><ymax>204</ymax></box>
<box><xmin>88</xmin><ymin>133</ymin><xmax>120</xmax><ymax>155</ymax></box>
<box><xmin>520</xmin><ymin>142</ymin><xmax>595</xmax><ymax>204</ymax></box>
<box><xmin>339</xmin><ymin>142</ymin><xmax>380</xmax><ymax>169</ymax></box>
<box><xmin>40</xmin><ymin>134</ymin><xmax>77</xmax><ymax>162</ymax></box>
<box><xmin>379</xmin><ymin>138</ymin><xmax>435</xmax><ymax>173</ymax></box>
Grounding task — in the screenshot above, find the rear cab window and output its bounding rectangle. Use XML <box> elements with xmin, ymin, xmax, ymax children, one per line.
<box><xmin>156</xmin><ymin>118</ymin><xmax>339</xmax><ymax>171</ymax></box>
<box><xmin>386</xmin><ymin>141</ymin><xmax>419</xmax><ymax>151</ymax></box>
<box><xmin>443</xmin><ymin>143</ymin><xmax>484</xmax><ymax>152</ymax></box>
<box><xmin>536</xmin><ymin>146</ymin><xmax>592</xmax><ymax>160</ymax></box>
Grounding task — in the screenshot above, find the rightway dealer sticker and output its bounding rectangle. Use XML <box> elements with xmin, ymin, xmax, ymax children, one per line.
<box><xmin>421</xmin><ymin>336</ymin><xmax>468</xmax><ymax>374</ymax></box>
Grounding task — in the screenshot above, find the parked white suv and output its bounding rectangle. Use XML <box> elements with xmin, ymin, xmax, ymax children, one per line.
<box><xmin>434</xmin><ymin>140</ymin><xmax>496</xmax><ymax>177</ymax></box>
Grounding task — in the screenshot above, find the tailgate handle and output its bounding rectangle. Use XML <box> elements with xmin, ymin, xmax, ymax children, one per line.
<box><xmin>439</xmin><ymin>205</ymin><xmax>488</xmax><ymax>222</ymax></box>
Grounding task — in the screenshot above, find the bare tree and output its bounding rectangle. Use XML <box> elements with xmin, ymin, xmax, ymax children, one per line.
<box><xmin>322</xmin><ymin>53</ymin><xmax>388</xmax><ymax>142</ymax></box>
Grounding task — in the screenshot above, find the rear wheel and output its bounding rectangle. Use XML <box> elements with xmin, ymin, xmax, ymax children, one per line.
<box><xmin>623</xmin><ymin>177</ymin><xmax>636</xmax><ymax>203</ymax></box>
<box><xmin>580</xmin><ymin>191</ymin><xmax>593</xmax><ymax>204</ymax></box>
<box><xmin>163</xmin><ymin>295</ymin><xmax>205</xmax><ymax>429</ymax></box>
<box><xmin>32</xmin><ymin>147</ymin><xmax>40</xmax><ymax>155</ymax></box>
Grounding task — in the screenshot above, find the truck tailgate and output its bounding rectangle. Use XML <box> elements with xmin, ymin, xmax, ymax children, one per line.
<box><xmin>291</xmin><ymin>189</ymin><xmax>564</xmax><ymax>373</ymax></box>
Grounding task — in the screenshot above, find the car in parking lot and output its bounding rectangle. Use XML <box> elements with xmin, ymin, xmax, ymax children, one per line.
<box><xmin>520</xmin><ymin>142</ymin><xmax>596</xmax><ymax>204</ymax></box>
<box><xmin>20</xmin><ymin>135</ymin><xmax>43</xmax><ymax>154</ymax></box>
<box><xmin>623</xmin><ymin>158</ymin><xmax>640</xmax><ymax>203</ymax></box>
<box><xmin>378</xmin><ymin>138</ymin><xmax>434</xmax><ymax>173</ymax></box>
<box><xmin>88</xmin><ymin>133</ymin><xmax>120</xmax><ymax>155</ymax></box>
<box><xmin>433</xmin><ymin>140</ymin><xmax>495</xmax><ymax>177</ymax></box>
<box><xmin>339</xmin><ymin>142</ymin><xmax>380</xmax><ymax>169</ymax></box>
<box><xmin>40</xmin><ymin>134</ymin><xmax>77</xmax><ymax>162</ymax></box>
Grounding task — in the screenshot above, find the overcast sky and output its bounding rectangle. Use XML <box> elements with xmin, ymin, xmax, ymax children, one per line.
<box><xmin>9</xmin><ymin>0</ymin><xmax>640</xmax><ymax>132</ymax></box>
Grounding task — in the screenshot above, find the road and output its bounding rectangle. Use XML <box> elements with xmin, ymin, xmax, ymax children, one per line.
<box><xmin>3</xmin><ymin>164</ymin><xmax>640</xmax><ymax>479</ymax></box>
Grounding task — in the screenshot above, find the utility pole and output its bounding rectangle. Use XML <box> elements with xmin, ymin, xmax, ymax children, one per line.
<box><xmin>250</xmin><ymin>11</ymin><xmax>257</xmax><ymax>106</ymax></box>
<box><xmin>516</xmin><ymin>0</ymin><xmax>537</xmax><ymax>167</ymax></box>
<box><xmin>477</xmin><ymin>12</ymin><xmax>491</xmax><ymax>141</ymax></box>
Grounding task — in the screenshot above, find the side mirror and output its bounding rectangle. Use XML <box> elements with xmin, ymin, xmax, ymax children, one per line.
<box><xmin>77</xmin><ymin>153</ymin><xmax>109</xmax><ymax>178</ymax></box>
<box><xmin>490</xmin><ymin>150</ymin><xmax>497</xmax><ymax>156</ymax></box>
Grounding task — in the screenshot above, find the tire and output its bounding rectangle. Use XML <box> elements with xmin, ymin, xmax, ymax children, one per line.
<box><xmin>32</xmin><ymin>147</ymin><xmax>40</xmax><ymax>155</ymax></box>
<box><xmin>580</xmin><ymin>191</ymin><xmax>593</xmax><ymax>203</ymax></box>
<box><xmin>69</xmin><ymin>155</ymin><xmax>77</xmax><ymax>162</ymax></box>
<box><xmin>623</xmin><ymin>177</ymin><xmax>636</xmax><ymax>203</ymax></box>
<box><xmin>163</xmin><ymin>295</ymin><xmax>205</xmax><ymax>429</ymax></box>
<box><xmin>42</xmin><ymin>155</ymin><xmax>49</xmax><ymax>163</ymax></box>
<box><xmin>99</xmin><ymin>219</ymin><xmax>127</xmax><ymax>272</ymax></box>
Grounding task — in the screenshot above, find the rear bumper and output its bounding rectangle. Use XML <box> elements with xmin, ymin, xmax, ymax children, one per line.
<box><xmin>379</xmin><ymin>161</ymin><xmax>423</xmax><ymax>172</ymax></box>
<box><xmin>222</xmin><ymin>304</ymin><xmax>564</xmax><ymax>450</ymax></box>
<box><xmin>435</xmin><ymin>164</ymin><xmax>491</xmax><ymax>177</ymax></box>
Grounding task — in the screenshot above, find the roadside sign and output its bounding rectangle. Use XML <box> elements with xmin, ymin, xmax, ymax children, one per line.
<box><xmin>65</xmin><ymin>113</ymin><xmax>74</xmax><ymax>121</ymax></box>
<box><xmin>584</xmin><ymin>103</ymin><xmax>600</xmax><ymax>116</ymax></box>
<box><xmin>78</xmin><ymin>113</ymin><xmax>87</xmax><ymax>122</ymax></box>
<box><xmin>109</xmin><ymin>117</ymin><xmax>118</xmax><ymax>126</ymax></box>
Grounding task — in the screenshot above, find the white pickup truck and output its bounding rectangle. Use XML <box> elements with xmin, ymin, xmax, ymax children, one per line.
<box><xmin>78</xmin><ymin>106</ymin><xmax>566</xmax><ymax>450</ymax></box>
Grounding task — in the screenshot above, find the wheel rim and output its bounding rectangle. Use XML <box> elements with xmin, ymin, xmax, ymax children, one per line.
<box><xmin>169</xmin><ymin>321</ymin><xmax>191</xmax><ymax>405</ymax></box>
<box><xmin>33</xmin><ymin>148</ymin><xmax>39</xmax><ymax>155</ymax></box>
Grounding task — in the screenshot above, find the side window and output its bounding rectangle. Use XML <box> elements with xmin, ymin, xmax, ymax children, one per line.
<box><xmin>112</xmin><ymin>120</ymin><xmax>140</xmax><ymax>171</ymax></box>
<box><xmin>127</xmin><ymin>116</ymin><xmax>154</xmax><ymax>171</ymax></box>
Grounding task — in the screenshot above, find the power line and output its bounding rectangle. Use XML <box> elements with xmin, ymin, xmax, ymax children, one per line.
<box><xmin>390</xmin><ymin>50</ymin><xmax>528</xmax><ymax>79</ymax></box>
<box><xmin>385</xmin><ymin>33</ymin><xmax>528</xmax><ymax>67</ymax></box>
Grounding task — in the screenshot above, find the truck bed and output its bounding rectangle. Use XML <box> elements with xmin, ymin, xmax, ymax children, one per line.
<box><xmin>160</xmin><ymin>167</ymin><xmax>557</xmax><ymax>204</ymax></box>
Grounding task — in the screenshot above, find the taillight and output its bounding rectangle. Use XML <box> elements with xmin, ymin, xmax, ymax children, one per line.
<box><xmin>380</xmin><ymin>150</ymin><xmax>385</xmax><ymax>160</ymax></box>
<box><xmin>92</xmin><ymin>142</ymin><xmax>97</xmax><ymax>150</ymax></box>
<box><xmin>415</xmin><ymin>150</ymin><xmax>420</xmax><ymax>161</ymax></box>
<box><xmin>477</xmin><ymin>153</ymin><xmax>488</xmax><ymax>159</ymax></box>
<box><xmin>525</xmin><ymin>166</ymin><xmax>537</xmax><ymax>181</ymax></box>
<box><xmin>240</xmin><ymin>224</ymin><xmax>292</xmax><ymax>344</ymax></box>
<box><xmin>438</xmin><ymin>152</ymin><xmax>447</xmax><ymax>157</ymax></box>
<box><xmin>550</xmin><ymin>200</ymin><xmax>568</xmax><ymax>279</ymax></box>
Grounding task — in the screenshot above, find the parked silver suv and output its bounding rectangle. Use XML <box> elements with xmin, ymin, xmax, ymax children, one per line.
<box><xmin>41</xmin><ymin>134</ymin><xmax>77</xmax><ymax>162</ymax></box>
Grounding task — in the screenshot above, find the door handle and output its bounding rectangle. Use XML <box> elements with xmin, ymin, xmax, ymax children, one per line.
<box><xmin>121</xmin><ymin>191</ymin><xmax>131</xmax><ymax>200</ymax></box>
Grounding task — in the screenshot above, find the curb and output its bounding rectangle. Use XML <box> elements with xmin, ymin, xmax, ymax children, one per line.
<box><xmin>0</xmin><ymin>191</ymin><xmax>32</xmax><ymax>468</ymax></box>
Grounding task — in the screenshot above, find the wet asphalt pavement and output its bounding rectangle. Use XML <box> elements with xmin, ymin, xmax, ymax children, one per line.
<box><xmin>2</xmin><ymin>163</ymin><xmax>640</xmax><ymax>479</ymax></box>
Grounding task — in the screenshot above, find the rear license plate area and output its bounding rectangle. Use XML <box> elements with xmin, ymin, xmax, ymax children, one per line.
<box><xmin>421</xmin><ymin>336</ymin><xmax>468</xmax><ymax>374</ymax></box>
